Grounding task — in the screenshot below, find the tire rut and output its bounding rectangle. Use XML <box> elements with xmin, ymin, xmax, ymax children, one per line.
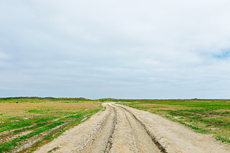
<box><xmin>109</xmin><ymin>104</ymin><xmax>139</xmax><ymax>153</ymax></box>
<box><xmin>82</xmin><ymin>103</ymin><xmax>164</xmax><ymax>153</ymax></box>
<box><xmin>81</xmin><ymin>105</ymin><xmax>117</xmax><ymax>153</ymax></box>
<box><xmin>111</xmin><ymin>104</ymin><xmax>166</xmax><ymax>153</ymax></box>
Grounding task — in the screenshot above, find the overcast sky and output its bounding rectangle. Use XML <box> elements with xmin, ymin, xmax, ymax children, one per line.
<box><xmin>1</xmin><ymin>0</ymin><xmax>230</xmax><ymax>99</ymax></box>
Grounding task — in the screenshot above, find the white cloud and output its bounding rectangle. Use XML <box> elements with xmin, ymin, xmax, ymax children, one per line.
<box><xmin>0</xmin><ymin>0</ymin><xmax>230</xmax><ymax>98</ymax></box>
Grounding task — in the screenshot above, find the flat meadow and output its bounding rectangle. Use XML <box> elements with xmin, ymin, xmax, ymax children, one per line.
<box><xmin>116</xmin><ymin>99</ymin><xmax>230</xmax><ymax>144</ymax></box>
<box><xmin>0</xmin><ymin>97</ymin><xmax>102</xmax><ymax>152</ymax></box>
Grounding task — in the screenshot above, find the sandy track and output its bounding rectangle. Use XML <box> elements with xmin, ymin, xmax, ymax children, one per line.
<box><xmin>35</xmin><ymin>103</ymin><xmax>229</xmax><ymax>153</ymax></box>
<box><xmin>109</xmin><ymin>104</ymin><xmax>161</xmax><ymax>153</ymax></box>
<box><xmin>82</xmin><ymin>105</ymin><xmax>116</xmax><ymax>153</ymax></box>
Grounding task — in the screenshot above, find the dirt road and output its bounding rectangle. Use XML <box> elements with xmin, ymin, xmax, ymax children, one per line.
<box><xmin>35</xmin><ymin>103</ymin><xmax>229</xmax><ymax>153</ymax></box>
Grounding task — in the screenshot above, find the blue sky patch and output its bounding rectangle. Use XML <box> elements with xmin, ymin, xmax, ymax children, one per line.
<box><xmin>214</xmin><ymin>50</ymin><xmax>230</xmax><ymax>59</ymax></box>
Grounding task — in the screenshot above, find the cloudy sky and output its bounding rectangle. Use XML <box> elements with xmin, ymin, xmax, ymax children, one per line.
<box><xmin>1</xmin><ymin>0</ymin><xmax>230</xmax><ymax>99</ymax></box>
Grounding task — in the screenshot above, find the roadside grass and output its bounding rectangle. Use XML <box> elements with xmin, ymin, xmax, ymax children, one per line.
<box><xmin>21</xmin><ymin>109</ymin><xmax>101</xmax><ymax>153</ymax></box>
<box><xmin>117</xmin><ymin>99</ymin><xmax>230</xmax><ymax>144</ymax></box>
<box><xmin>0</xmin><ymin>98</ymin><xmax>101</xmax><ymax>152</ymax></box>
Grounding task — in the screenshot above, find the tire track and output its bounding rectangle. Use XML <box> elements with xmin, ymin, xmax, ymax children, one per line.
<box><xmin>108</xmin><ymin>104</ymin><xmax>139</xmax><ymax>153</ymax></box>
<box><xmin>111</xmin><ymin>104</ymin><xmax>166</xmax><ymax>153</ymax></box>
<box><xmin>82</xmin><ymin>103</ymin><xmax>164</xmax><ymax>153</ymax></box>
<box><xmin>81</xmin><ymin>105</ymin><xmax>117</xmax><ymax>153</ymax></box>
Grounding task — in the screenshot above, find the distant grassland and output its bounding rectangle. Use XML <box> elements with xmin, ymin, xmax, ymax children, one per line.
<box><xmin>116</xmin><ymin>99</ymin><xmax>230</xmax><ymax>144</ymax></box>
<box><xmin>0</xmin><ymin>97</ymin><xmax>102</xmax><ymax>152</ymax></box>
<box><xmin>0</xmin><ymin>97</ymin><xmax>92</xmax><ymax>103</ymax></box>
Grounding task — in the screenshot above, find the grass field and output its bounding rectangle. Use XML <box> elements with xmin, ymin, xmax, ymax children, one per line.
<box><xmin>0</xmin><ymin>97</ymin><xmax>102</xmax><ymax>152</ymax></box>
<box><xmin>116</xmin><ymin>99</ymin><xmax>230</xmax><ymax>144</ymax></box>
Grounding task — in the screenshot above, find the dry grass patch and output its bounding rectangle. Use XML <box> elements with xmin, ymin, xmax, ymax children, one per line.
<box><xmin>0</xmin><ymin>101</ymin><xmax>100</xmax><ymax>117</ymax></box>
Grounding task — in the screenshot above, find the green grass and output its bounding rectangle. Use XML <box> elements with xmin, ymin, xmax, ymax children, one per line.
<box><xmin>0</xmin><ymin>109</ymin><xmax>101</xmax><ymax>152</ymax></box>
<box><xmin>0</xmin><ymin>98</ymin><xmax>102</xmax><ymax>152</ymax></box>
<box><xmin>0</xmin><ymin>119</ymin><xmax>68</xmax><ymax>152</ymax></box>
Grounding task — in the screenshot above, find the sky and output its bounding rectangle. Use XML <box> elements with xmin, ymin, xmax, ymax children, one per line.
<box><xmin>1</xmin><ymin>0</ymin><xmax>230</xmax><ymax>99</ymax></box>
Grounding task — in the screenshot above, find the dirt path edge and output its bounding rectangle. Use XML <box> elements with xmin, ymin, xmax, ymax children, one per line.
<box><xmin>117</xmin><ymin>104</ymin><xmax>229</xmax><ymax>153</ymax></box>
